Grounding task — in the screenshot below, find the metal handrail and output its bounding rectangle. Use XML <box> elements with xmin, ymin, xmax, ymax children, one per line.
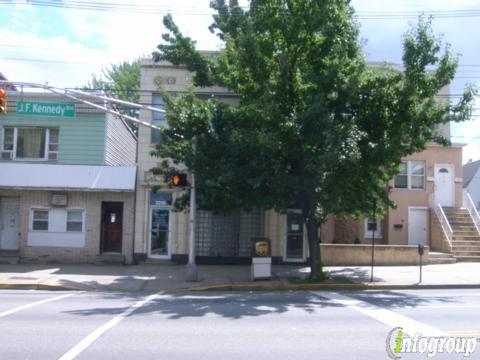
<box><xmin>463</xmin><ymin>190</ymin><xmax>480</xmax><ymax>235</ymax></box>
<box><xmin>429</xmin><ymin>193</ymin><xmax>453</xmax><ymax>247</ymax></box>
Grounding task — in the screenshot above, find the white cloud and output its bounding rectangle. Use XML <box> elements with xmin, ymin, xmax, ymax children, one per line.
<box><xmin>0</xmin><ymin>0</ymin><xmax>229</xmax><ymax>87</ymax></box>
<box><xmin>0</xmin><ymin>27</ymin><xmax>108</xmax><ymax>87</ymax></box>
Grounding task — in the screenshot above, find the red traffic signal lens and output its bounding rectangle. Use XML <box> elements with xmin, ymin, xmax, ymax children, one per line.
<box><xmin>172</xmin><ymin>175</ymin><xmax>181</xmax><ymax>186</ymax></box>
<box><xmin>0</xmin><ymin>88</ymin><xmax>6</xmax><ymax>114</ymax></box>
<box><xmin>170</xmin><ymin>173</ymin><xmax>187</xmax><ymax>187</ymax></box>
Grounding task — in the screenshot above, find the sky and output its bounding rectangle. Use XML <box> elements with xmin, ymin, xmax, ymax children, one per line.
<box><xmin>0</xmin><ymin>0</ymin><xmax>479</xmax><ymax>163</ymax></box>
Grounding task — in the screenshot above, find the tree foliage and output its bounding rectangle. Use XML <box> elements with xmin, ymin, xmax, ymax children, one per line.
<box><xmin>152</xmin><ymin>1</ymin><xmax>475</xmax><ymax>279</ymax></box>
<box><xmin>84</xmin><ymin>59</ymin><xmax>141</xmax><ymax>132</ymax></box>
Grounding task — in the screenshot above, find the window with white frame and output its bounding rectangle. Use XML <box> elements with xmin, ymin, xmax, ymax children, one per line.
<box><xmin>364</xmin><ymin>219</ymin><xmax>382</xmax><ymax>239</ymax></box>
<box><xmin>1</xmin><ymin>127</ymin><xmax>59</xmax><ymax>160</ymax></box>
<box><xmin>394</xmin><ymin>161</ymin><xmax>425</xmax><ymax>189</ymax></box>
<box><xmin>47</xmin><ymin>128</ymin><xmax>59</xmax><ymax>160</ymax></box>
<box><xmin>32</xmin><ymin>209</ymin><xmax>49</xmax><ymax>231</ymax></box>
<box><xmin>66</xmin><ymin>210</ymin><xmax>84</xmax><ymax>232</ymax></box>
<box><xmin>30</xmin><ymin>208</ymin><xmax>85</xmax><ymax>233</ymax></box>
<box><xmin>151</xmin><ymin>94</ymin><xmax>165</xmax><ymax>144</ymax></box>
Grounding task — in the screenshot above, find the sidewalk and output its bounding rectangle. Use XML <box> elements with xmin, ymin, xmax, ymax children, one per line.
<box><xmin>0</xmin><ymin>262</ymin><xmax>479</xmax><ymax>292</ymax></box>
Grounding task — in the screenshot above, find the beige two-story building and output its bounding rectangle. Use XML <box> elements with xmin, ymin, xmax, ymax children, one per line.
<box><xmin>133</xmin><ymin>58</ymin><xmax>480</xmax><ymax>265</ymax></box>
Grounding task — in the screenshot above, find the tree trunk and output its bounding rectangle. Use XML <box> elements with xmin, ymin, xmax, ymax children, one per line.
<box><xmin>306</xmin><ymin>216</ymin><xmax>324</xmax><ymax>281</ymax></box>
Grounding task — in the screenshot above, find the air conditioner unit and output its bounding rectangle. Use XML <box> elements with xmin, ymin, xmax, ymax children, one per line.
<box><xmin>1</xmin><ymin>151</ymin><xmax>12</xmax><ymax>160</ymax></box>
<box><xmin>51</xmin><ymin>194</ymin><xmax>67</xmax><ymax>206</ymax></box>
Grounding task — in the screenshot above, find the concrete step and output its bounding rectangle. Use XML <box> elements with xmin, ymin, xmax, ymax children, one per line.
<box><xmin>141</xmin><ymin>259</ymin><xmax>176</xmax><ymax>265</ymax></box>
<box><xmin>429</xmin><ymin>252</ymin><xmax>456</xmax><ymax>264</ymax></box>
<box><xmin>452</xmin><ymin>231</ymin><xmax>480</xmax><ymax>237</ymax></box>
<box><xmin>455</xmin><ymin>255</ymin><xmax>480</xmax><ymax>262</ymax></box>
<box><xmin>95</xmin><ymin>253</ymin><xmax>125</xmax><ymax>265</ymax></box>
<box><xmin>444</xmin><ymin>208</ymin><xmax>469</xmax><ymax>213</ymax></box>
<box><xmin>451</xmin><ymin>222</ymin><xmax>476</xmax><ymax>227</ymax></box>
<box><xmin>452</xmin><ymin>249</ymin><xmax>480</xmax><ymax>257</ymax></box>
<box><xmin>452</xmin><ymin>229</ymin><xmax>479</xmax><ymax>234</ymax></box>
<box><xmin>450</xmin><ymin>225</ymin><xmax>478</xmax><ymax>231</ymax></box>
<box><xmin>0</xmin><ymin>256</ymin><xmax>19</xmax><ymax>264</ymax></box>
<box><xmin>444</xmin><ymin>214</ymin><xmax>470</xmax><ymax>219</ymax></box>
<box><xmin>445</xmin><ymin>210</ymin><xmax>471</xmax><ymax>214</ymax></box>
<box><xmin>449</xmin><ymin>220</ymin><xmax>476</xmax><ymax>225</ymax></box>
<box><xmin>452</xmin><ymin>241</ymin><xmax>480</xmax><ymax>247</ymax></box>
<box><xmin>0</xmin><ymin>250</ymin><xmax>20</xmax><ymax>264</ymax></box>
<box><xmin>452</xmin><ymin>245</ymin><xmax>480</xmax><ymax>252</ymax></box>
<box><xmin>453</xmin><ymin>234</ymin><xmax>480</xmax><ymax>242</ymax></box>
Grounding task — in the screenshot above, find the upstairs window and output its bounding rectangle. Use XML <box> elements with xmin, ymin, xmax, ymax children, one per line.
<box><xmin>1</xmin><ymin>127</ymin><xmax>59</xmax><ymax>161</ymax></box>
<box><xmin>151</xmin><ymin>94</ymin><xmax>165</xmax><ymax>144</ymax></box>
<box><xmin>17</xmin><ymin>128</ymin><xmax>46</xmax><ymax>158</ymax></box>
<box><xmin>48</xmin><ymin>128</ymin><xmax>59</xmax><ymax>160</ymax></box>
<box><xmin>394</xmin><ymin>161</ymin><xmax>425</xmax><ymax>190</ymax></box>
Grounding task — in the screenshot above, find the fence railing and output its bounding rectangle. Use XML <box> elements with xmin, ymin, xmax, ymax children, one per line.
<box><xmin>463</xmin><ymin>190</ymin><xmax>480</xmax><ymax>235</ymax></box>
<box><xmin>429</xmin><ymin>193</ymin><xmax>453</xmax><ymax>247</ymax></box>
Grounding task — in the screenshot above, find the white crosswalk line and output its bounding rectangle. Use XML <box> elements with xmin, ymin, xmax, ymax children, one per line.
<box><xmin>0</xmin><ymin>292</ymin><xmax>81</xmax><ymax>318</ymax></box>
<box><xmin>58</xmin><ymin>292</ymin><xmax>167</xmax><ymax>360</ymax></box>
<box><xmin>314</xmin><ymin>291</ymin><xmax>445</xmax><ymax>337</ymax></box>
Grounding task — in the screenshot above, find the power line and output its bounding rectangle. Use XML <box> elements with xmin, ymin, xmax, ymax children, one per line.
<box><xmin>2</xmin><ymin>0</ymin><xmax>480</xmax><ymax>19</ymax></box>
<box><xmin>1</xmin><ymin>56</ymin><xmax>104</xmax><ymax>65</ymax></box>
<box><xmin>4</xmin><ymin>55</ymin><xmax>480</xmax><ymax>82</ymax></box>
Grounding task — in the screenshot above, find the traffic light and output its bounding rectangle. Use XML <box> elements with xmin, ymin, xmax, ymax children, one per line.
<box><xmin>170</xmin><ymin>173</ymin><xmax>188</xmax><ymax>187</ymax></box>
<box><xmin>0</xmin><ymin>88</ymin><xmax>6</xmax><ymax>114</ymax></box>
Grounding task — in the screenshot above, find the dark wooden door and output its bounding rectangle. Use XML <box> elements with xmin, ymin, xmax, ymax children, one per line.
<box><xmin>101</xmin><ymin>202</ymin><xmax>123</xmax><ymax>253</ymax></box>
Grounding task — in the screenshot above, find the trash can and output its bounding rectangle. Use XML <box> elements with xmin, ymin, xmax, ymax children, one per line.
<box><xmin>251</xmin><ymin>238</ymin><xmax>272</xmax><ymax>281</ymax></box>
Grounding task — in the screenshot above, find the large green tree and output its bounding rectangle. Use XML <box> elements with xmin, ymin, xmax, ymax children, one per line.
<box><xmin>84</xmin><ymin>59</ymin><xmax>141</xmax><ymax>132</ymax></box>
<box><xmin>152</xmin><ymin>1</ymin><xmax>474</xmax><ymax>279</ymax></box>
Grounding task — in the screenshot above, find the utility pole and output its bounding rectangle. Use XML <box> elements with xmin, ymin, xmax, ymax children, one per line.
<box><xmin>370</xmin><ymin>200</ymin><xmax>377</xmax><ymax>283</ymax></box>
<box><xmin>185</xmin><ymin>136</ymin><xmax>198</xmax><ymax>281</ymax></box>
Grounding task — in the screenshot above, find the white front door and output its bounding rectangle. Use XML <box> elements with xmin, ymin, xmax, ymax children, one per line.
<box><xmin>408</xmin><ymin>207</ymin><xmax>428</xmax><ymax>246</ymax></box>
<box><xmin>434</xmin><ymin>164</ymin><xmax>455</xmax><ymax>207</ymax></box>
<box><xmin>0</xmin><ymin>198</ymin><xmax>20</xmax><ymax>250</ymax></box>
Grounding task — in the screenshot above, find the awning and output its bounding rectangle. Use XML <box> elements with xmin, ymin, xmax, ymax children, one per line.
<box><xmin>0</xmin><ymin>163</ymin><xmax>136</xmax><ymax>191</ymax></box>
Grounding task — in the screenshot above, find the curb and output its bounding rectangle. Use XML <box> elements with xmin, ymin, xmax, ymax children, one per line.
<box><xmin>190</xmin><ymin>282</ymin><xmax>480</xmax><ymax>292</ymax></box>
<box><xmin>0</xmin><ymin>283</ymin><xmax>85</xmax><ymax>291</ymax></box>
<box><xmin>1</xmin><ymin>282</ymin><xmax>479</xmax><ymax>292</ymax></box>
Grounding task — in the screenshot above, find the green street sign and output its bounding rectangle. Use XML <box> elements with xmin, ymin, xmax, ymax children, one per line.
<box><xmin>16</xmin><ymin>101</ymin><xmax>76</xmax><ymax>118</ymax></box>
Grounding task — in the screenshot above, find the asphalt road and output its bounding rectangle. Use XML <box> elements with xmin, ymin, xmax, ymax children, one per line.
<box><xmin>0</xmin><ymin>289</ymin><xmax>479</xmax><ymax>360</ymax></box>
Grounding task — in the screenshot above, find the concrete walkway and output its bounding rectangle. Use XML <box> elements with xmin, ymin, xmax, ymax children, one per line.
<box><xmin>0</xmin><ymin>262</ymin><xmax>479</xmax><ymax>292</ymax></box>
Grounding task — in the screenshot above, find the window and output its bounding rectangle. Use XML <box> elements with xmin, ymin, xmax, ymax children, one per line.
<box><xmin>32</xmin><ymin>209</ymin><xmax>49</xmax><ymax>231</ymax></box>
<box><xmin>151</xmin><ymin>94</ymin><xmax>165</xmax><ymax>144</ymax></box>
<box><xmin>17</xmin><ymin>128</ymin><xmax>46</xmax><ymax>158</ymax></box>
<box><xmin>394</xmin><ymin>161</ymin><xmax>425</xmax><ymax>189</ymax></box>
<box><xmin>3</xmin><ymin>127</ymin><xmax>14</xmax><ymax>151</ymax></box>
<box><xmin>394</xmin><ymin>162</ymin><xmax>408</xmax><ymax>188</ymax></box>
<box><xmin>67</xmin><ymin>210</ymin><xmax>84</xmax><ymax>232</ymax></box>
<box><xmin>1</xmin><ymin>127</ymin><xmax>59</xmax><ymax>160</ymax></box>
<box><xmin>364</xmin><ymin>219</ymin><xmax>382</xmax><ymax>239</ymax></box>
<box><xmin>150</xmin><ymin>191</ymin><xmax>172</xmax><ymax>206</ymax></box>
<box><xmin>48</xmin><ymin>128</ymin><xmax>59</xmax><ymax>160</ymax></box>
<box><xmin>30</xmin><ymin>208</ymin><xmax>85</xmax><ymax>233</ymax></box>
